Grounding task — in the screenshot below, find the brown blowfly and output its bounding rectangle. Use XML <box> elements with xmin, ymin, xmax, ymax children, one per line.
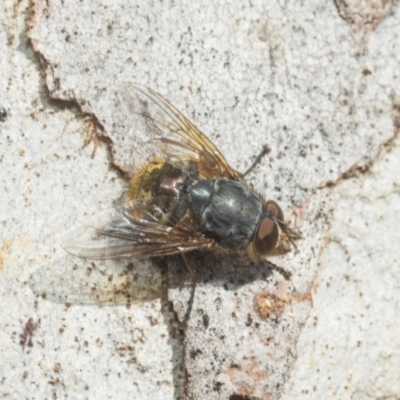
<box><xmin>63</xmin><ymin>84</ymin><xmax>300</xmax><ymax>321</ymax></box>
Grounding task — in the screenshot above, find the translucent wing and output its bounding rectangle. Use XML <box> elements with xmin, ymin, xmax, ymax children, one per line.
<box><xmin>118</xmin><ymin>83</ymin><xmax>242</xmax><ymax>180</ymax></box>
<box><xmin>62</xmin><ymin>200</ymin><xmax>216</xmax><ymax>260</ymax></box>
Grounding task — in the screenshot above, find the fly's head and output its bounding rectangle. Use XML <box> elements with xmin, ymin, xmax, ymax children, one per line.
<box><xmin>247</xmin><ymin>200</ymin><xmax>301</xmax><ymax>261</ymax></box>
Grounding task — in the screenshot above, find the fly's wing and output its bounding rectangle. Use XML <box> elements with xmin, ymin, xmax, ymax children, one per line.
<box><xmin>62</xmin><ymin>200</ymin><xmax>216</xmax><ymax>260</ymax></box>
<box><xmin>32</xmin><ymin>201</ymin><xmax>212</xmax><ymax>306</ymax></box>
<box><xmin>118</xmin><ymin>83</ymin><xmax>242</xmax><ymax>180</ymax></box>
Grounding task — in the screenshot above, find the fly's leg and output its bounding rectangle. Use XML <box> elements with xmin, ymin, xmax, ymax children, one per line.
<box><xmin>181</xmin><ymin>253</ymin><xmax>196</xmax><ymax>327</ymax></box>
<box><xmin>266</xmin><ymin>260</ymin><xmax>292</xmax><ymax>281</ymax></box>
<box><xmin>243</xmin><ymin>144</ymin><xmax>271</xmax><ymax>176</ymax></box>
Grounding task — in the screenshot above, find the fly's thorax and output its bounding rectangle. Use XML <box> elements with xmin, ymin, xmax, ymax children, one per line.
<box><xmin>188</xmin><ymin>178</ymin><xmax>262</xmax><ymax>248</ymax></box>
<box><xmin>127</xmin><ymin>158</ymin><xmax>198</xmax><ymax>225</ymax></box>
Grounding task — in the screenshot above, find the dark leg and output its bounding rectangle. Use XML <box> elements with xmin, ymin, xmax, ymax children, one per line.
<box><xmin>243</xmin><ymin>144</ymin><xmax>271</xmax><ymax>177</ymax></box>
<box><xmin>181</xmin><ymin>253</ymin><xmax>197</xmax><ymax>327</ymax></box>
<box><xmin>266</xmin><ymin>260</ymin><xmax>292</xmax><ymax>281</ymax></box>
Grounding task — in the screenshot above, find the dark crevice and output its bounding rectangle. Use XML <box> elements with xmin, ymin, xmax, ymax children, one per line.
<box><xmin>26</xmin><ymin>8</ymin><xmax>130</xmax><ymax>182</ymax></box>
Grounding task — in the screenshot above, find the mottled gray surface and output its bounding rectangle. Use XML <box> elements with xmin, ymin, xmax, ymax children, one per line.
<box><xmin>0</xmin><ymin>0</ymin><xmax>399</xmax><ymax>399</ymax></box>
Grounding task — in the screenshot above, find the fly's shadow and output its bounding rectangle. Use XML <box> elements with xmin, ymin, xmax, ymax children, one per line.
<box><xmin>31</xmin><ymin>250</ymin><xmax>291</xmax><ymax>318</ymax></box>
<box><xmin>167</xmin><ymin>251</ymin><xmax>292</xmax><ymax>294</ymax></box>
<box><xmin>29</xmin><ymin>257</ymin><xmax>165</xmax><ymax>307</ymax></box>
<box><xmin>165</xmin><ymin>252</ymin><xmax>293</xmax><ymax>325</ymax></box>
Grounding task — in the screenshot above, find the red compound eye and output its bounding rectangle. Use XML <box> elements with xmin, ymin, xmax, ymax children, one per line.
<box><xmin>254</xmin><ymin>217</ymin><xmax>279</xmax><ymax>256</ymax></box>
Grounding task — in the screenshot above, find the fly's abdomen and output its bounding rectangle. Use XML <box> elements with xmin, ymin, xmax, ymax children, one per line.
<box><xmin>188</xmin><ymin>178</ymin><xmax>262</xmax><ymax>248</ymax></box>
<box><xmin>127</xmin><ymin>159</ymin><xmax>198</xmax><ymax>225</ymax></box>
